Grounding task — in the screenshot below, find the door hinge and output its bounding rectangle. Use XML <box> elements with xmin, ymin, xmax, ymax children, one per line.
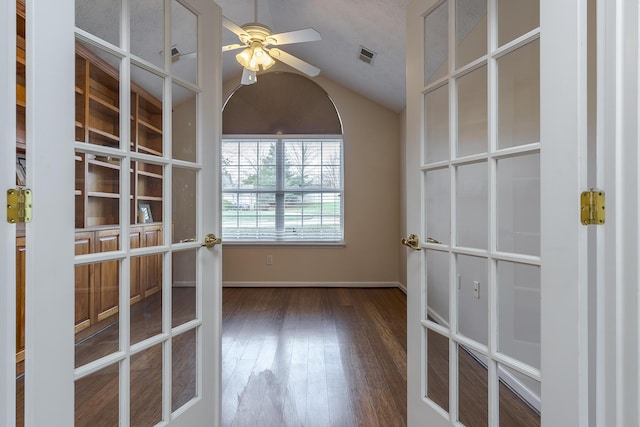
<box><xmin>7</xmin><ymin>188</ymin><xmax>32</xmax><ymax>224</ymax></box>
<box><xmin>580</xmin><ymin>189</ymin><xmax>605</xmax><ymax>225</ymax></box>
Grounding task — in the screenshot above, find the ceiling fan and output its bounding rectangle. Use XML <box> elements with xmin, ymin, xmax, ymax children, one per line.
<box><xmin>222</xmin><ymin>0</ymin><xmax>322</xmax><ymax>85</ymax></box>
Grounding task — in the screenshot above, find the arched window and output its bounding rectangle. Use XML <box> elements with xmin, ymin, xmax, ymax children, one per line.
<box><xmin>222</xmin><ymin>72</ymin><xmax>344</xmax><ymax>242</ymax></box>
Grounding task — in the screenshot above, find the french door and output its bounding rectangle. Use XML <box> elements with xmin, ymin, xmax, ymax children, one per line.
<box><xmin>1</xmin><ymin>0</ymin><xmax>222</xmax><ymax>425</ymax></box>
<box><xmin>405</xmin><ymin>0</ymin><xmax>589</xmax><ymax>425</ymax></box>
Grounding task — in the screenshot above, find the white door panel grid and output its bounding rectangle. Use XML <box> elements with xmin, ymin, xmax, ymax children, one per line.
<box><xmin>1</xmin><ymin>0</ymin><xmax>222</xmax><ymax>425</ymax></box>
<box><xmin>405</xmin><ymin>0</ymin><xmax>589</xmax><ymax>426</ymax></box>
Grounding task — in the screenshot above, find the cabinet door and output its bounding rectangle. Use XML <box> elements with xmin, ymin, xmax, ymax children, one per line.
<box><xmin>129</xmin><ymin>226</ymin><xmax>143</xmax><ymax>304</ymax></box>
<box><xmin>74</xmin><ymin>232</ymin><xmax>94</xmax><ymax>333</ymax></box>
<box><xmin>142</xmin><ymin>225</ymin><xmax>162</xmax><ymax>298</ymax></box>
<box><xmin>94</xmin><ymin>229</ymin><xmax>119</xmax><ymax>322</ymax></box>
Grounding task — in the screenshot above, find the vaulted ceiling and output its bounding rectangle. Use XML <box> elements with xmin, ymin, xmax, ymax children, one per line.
<box><xmin>217</xmin><ymin>0</ymin><xmax>411</xmax><ymax>113</ymax></box>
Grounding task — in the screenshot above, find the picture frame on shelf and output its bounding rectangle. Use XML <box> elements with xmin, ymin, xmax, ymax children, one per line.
<box><xmin>16</xmin><ymin>154</ymin><xmax>26</xmax><ymax>186</ymax></box>
<box><xmin>138</xmin><ymin>203</ymin><xmax>153</xmax><ymax>224</ymax></box>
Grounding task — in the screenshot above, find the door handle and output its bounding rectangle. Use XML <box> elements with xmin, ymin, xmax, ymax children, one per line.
<box><xmin>401</xmin><ymin>234</ymin><xmax>422</xmax><ymax>251</ymax></box>
<box><xmin>426</xmin><ymin>237</ymin><xmax>442</xmax><ymax>244</ymax></box>
<box><xmin>202</xmin><ymin>233</ymin><xmax>222</xmax><ymax>248</ymax></box>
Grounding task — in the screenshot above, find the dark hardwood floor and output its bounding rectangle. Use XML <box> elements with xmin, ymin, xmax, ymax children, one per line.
<box><xmin>221</xmin><ymin>287</ymin><xmax>408</xmax><ymax>427</ymax></box>
<box><xmin>16</xmin><ymin>287</ymin><xmax>540</xmax><ymax>426</ymax></box>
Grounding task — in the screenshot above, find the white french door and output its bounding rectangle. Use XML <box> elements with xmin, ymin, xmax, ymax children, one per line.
<box><xmin>405</xmin><ymin>0</ymin><xmax>589</xmax><ymax>426</ymax></box>
<box><xmin>1</xmin><ymin>0</ymin><xmax>222</xmax><ymax>425</ymax></box>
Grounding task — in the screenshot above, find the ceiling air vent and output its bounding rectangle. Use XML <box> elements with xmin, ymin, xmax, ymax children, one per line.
<box><xmin>170</xmin><ymin>46</ymin><xmax>181</xmax><ymax>62</ymax></box>
<box><xmin>358</xmin><ymin>46</ymin><xmax>376</xmax><ymax>65</ymax></box>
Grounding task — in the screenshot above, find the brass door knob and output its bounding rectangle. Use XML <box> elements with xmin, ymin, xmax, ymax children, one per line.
<box><xmin>401</xmin><ymin>234</ymin><xmax>422</xmax><ymax>251</ymax></box>
<box><xmin>202</xmin><ymin>233</ymin><xmax>222</xmax><ymax>248</ymax></box>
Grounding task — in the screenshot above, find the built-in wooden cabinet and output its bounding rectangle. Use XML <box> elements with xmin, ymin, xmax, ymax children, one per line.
<box><xmin>14</xmin><ymin>0</ymin><xmax>165</xmax><ymax>369</ymax></box>
<box><xmin>72</xmin><ymin>224</ymin><xmax>163</xmax><ymax>335</ymax></box>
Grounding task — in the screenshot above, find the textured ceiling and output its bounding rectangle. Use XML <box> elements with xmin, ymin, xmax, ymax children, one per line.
<box><xmin>75</xmin><ymin>0</ymin><xmax>411</xmax><ymax>112</ymax></box>
<box><xmin>217</xmin><ymin>0</ymin><xmax>411</xmax><ymax>112</ymax></box>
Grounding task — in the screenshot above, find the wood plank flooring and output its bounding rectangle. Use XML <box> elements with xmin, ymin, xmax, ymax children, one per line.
<box><xmin>221</xmin><ymin>287</ymin><xmax>408</xmax><ymax>427</ymax></box>
<box><xmin>16</xmin><ymin>287</ymin><xmax>540</xmax><ymax>426</ymax></box>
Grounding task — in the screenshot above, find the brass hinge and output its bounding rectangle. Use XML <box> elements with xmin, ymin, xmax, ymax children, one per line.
<box><xmin>7</xmin><ymin>188</ymin><xmax>32</xmax><ymax>224</ymax></box>
<box><xmin>580</xmin><ymin>189</ymin><xmax>605</xmax><ymax>225</ymax></box>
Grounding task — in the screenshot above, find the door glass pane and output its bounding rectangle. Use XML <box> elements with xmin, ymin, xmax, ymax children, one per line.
<box><xmin>173</xmin><ymin>249</ymin><xmax>197</xmax><ymax>327</ymax></box>
<box><xmin>426</xmin><ymin>329</ymin><xmax>449</xmax><ymax>411</ymax></box>
<box><xmin>16</xmin><ymin>4</ymin><xmax>26</xmax><ymax>424</ymax></box>
<box><xmin>497</xmin><ymin>261</ymin><xmax>540</xmax><ymax>370</ymax></box>
<box><xmin>497</xmin><ymin>40</ymin><xmax>540</xmax><ymax>149</ymax></box>
<box><xmin>132</xmin><ymin>64</ymin><xmax>164</xmax><ymax>157</ymax></box>
<box><xmin>130</xmin><ymin>254</ymin><xmax>164</xmax><ymax>344</ymax></box>
<box><xmin>457</xmin><ymin>162</ymin><xmax>487</xmax><ymax>249</ymax></box>
<box><xmin>425</xmin><ymin>168</ymin><xmax>450</xmax><ymax>245</ymax></box>
<box><xmin>131</xmin><ymin>344</ymin><xmax>163</xmax><ymax>426</ymax></box>
<box><xmin>172</xmin><ymin>167</ymin><xmax>196</xmax><ymax>243</ymax></box>
<box><xmin>75</xmin><ymin>260</ymin><xmax>120</xmax><ymax>368</ymax></box>
<box><xmin>130</xmin><ymin>0</ymin><xmax>164</xmax><ymax>67</ymax></box>
<box><xmin>133</xmin><ymin>161</ymin><xmax>164</xmax><ymax>228</ymax></box>
<box><xmin>427</xmin><ymin>250</ymin><xmax>449</xmax><ymax>324</ymax></box>
<box><xmin>171</xmin><ymin>0</ymin><xmax>198</xmax><ymax>84</ymax></box>
<box><xmin>76</xmin><ymin>0</ymin><xmax>121</xmax><ymax>47</ymax></box>
<box><xmin>457</xmin><ymin>254</ymin><xmax>488</xmax><ymax>346</ymax></box>
<box><xmin>172</xmin><ymin>328</ymin><xmax>197</xmax><ymax>411</ymax></box>
<box><xmin>75</xmin><ymin>363</ymin><xmax>119</xmax><ymax>426</ymax></box>
<box><xmin>458</xmin><ymin>344</ymin><xmax>488</xmax><ymax>427</ymax></box>
<box><xmin>172</xmin><ymin>83</ymin><xmax>197</xmax><ymax>162</ymax></box>
<box><xmin>425</xmin><ymin>84</ymin><xmax>450</xmax><ymax>163</ymax></box>
<box><xmin>457</xmin><ymin>66</ymin><xmax>487</xmax><ymax>157</ymax></box>
<box><xmin>497</xmin><ymin>153</ymin><xmax>540</xmax><ymax>256</ymax></box>
<box><xmin>455</xmin><ymin>0</ymin><xmax>487</xmax><ymax>67</ymax></box>
<box><xmin>499</xmin><ymin>364</ymin><xmax>541</xmax><ymax>426</ymax></box>
<box><xmin>424</xmin><ymin>0</ymin><xmax>448</xmax><ymax>84</ymax></box>
<box><xmin>76</xmin><ymin>43</ymin><xmax>122</xmax><ymax>149</ymax></box>
<box><xmin>497</xmin><ymin>0</ymin><xmax>539</xmax><ymax>46</ymax></box>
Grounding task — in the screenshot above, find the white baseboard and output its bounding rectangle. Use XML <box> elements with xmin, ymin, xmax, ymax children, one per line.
<box><xmin>426</xmin><ymin>308</ymin><xmax>541</xmax><ymax>414</ymax></box>
<box><xmin>223</xmin><ymin>281</ymin><xmax>403</xmax><ymax>289</ymax></box>
<box><xmin>397</xmin><ymin>282</ymin><xmax>407</xmax><ymax>294</ymax></box>
<box><xmin>173</xmin><ymin>281</ymin><xmax>196</xmax><ymax>288</ymax></box>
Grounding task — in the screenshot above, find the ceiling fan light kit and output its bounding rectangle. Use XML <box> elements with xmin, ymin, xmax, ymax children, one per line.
<box><xmin>235</xmin><ymin>41</ymin><xmax>275</xmax><ymax>72</ymax></box>
<box><xmin>222</xmin><ymin>3</ymin><xmax>322</xmax><ymax>85</ymax></box>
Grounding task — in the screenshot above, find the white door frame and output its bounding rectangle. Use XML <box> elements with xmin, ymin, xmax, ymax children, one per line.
<box><xmin>1</xmin><ymin>0</ymin><xmax>222</xmax><ymax>424</ymax></box>
<box><xmin>1</xmin><ymin>0</ymin><xmax>19</xmax><ymax>425</ymax></box>
<box><xmin>597</xmin><ymin>0</ymin><xmax>640</xmax><ymax>425</ymax></box>
<box><xmin>539</xmin><ymin>0</ymin><xmax>591</xmax><ymax>424</ymax></box>
<box><xmin>24</xmin><ymin>0</ymin><xmax>77</xmax><ymax>425</ymax></box>
<box><xmin>405</xmin><ymin>0</ymin><xmax>590</xmax><ymax>425</ymax></box>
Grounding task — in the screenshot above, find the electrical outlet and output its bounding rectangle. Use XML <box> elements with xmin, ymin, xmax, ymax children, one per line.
<box><xmin>266</xmin><ymin>255</ymin><xmax>273</xmax><ymax>265</ymax></box>
<box><xmin>473</xmin><ymin>281</ymin><xmax>480</xmax><ymax>299</ymax></box>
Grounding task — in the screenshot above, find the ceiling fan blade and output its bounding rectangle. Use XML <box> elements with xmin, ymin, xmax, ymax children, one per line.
<box><xmin>267</xmin><ymin>28</ymin><xmax>321</xmax><ymax>46</ymax></box>
<box><xmin>223</xmin><ymin>17</ymin><xmax>250</xmax><ymax>39</ymax></box>
<box><xmin>269</xmin><ymin>49</ymin><xmax>320</xmax><ymax>77</ymax></box>
<box><xmin>222</xmin><ymin>43</ymin><xmax>245</xmax><ymax>52</ymax></box>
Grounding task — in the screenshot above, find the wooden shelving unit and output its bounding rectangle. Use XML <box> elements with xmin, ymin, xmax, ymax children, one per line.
<box><xmin>74</xmin><ymin>42</ymin><xmax>165</xmax><ymax>228</ymax></box>
<box><xmin>15</xmin><ymin>0</ymin><xmax>166</xmax><ymax>373</ymax></box>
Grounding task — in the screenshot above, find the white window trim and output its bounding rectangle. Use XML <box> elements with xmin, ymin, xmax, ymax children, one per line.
<box><xmin>221</xmin><ymin>134</ymin><xmax>344</xmax><ymax>244</ymax></box>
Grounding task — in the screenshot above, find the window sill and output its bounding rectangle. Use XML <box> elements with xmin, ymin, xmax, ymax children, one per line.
<box><xmin>222</xmin><ymin>240</ymin><xmax>346</xmax><ymax>248</ymax></box>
